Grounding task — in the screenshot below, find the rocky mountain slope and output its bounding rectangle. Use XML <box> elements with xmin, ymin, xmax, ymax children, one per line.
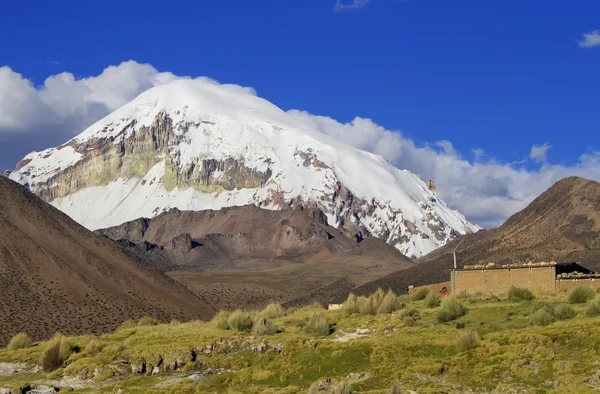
<box><xmin>339</xmin><ymin>176</ymin><xmax>600</xmax><ymax>299</ymax></box>
<box><xmin>97</xmin><ymin>205</ymin><xmax>415</xmax><ymax>310</ymax></box>
<box><xmin>9</xmin><ymin>78</ymin><xmax>477</xmax><ymax>258</ymax></box>
<box><xmin>0</xmin><ymin>176</ymin><xmax>214</xmax><ymax>346</ymax></box>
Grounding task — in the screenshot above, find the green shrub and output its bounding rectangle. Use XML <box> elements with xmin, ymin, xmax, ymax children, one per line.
<box><xmin>507</xmin><ymin>286</ymin><xmax>535</xmax><ymax>302</ymax></box>
<box><xmin>377</xmin><ymin>290</ymin><xmax>399</xmax><ymax>314</ymax></box>
<box><xmin>137</xmin><ymin>316</ymin><xmax>158</xmax><ymax>326</ymax></box>
<box><xmin>169</xmin><ymin>319</ymin><xmax>181</xmax><ymax>326</ymax></box>
<box><xmin>424</xmin><ymin>292</ymin><xmax>441</xmax><ymax>308</ymax></box>
<box><xmin>586</xmin><ymin>302</ymin><xmax>600</xmax><ymax>317</ymax></box>
<box><xmin>456</xmin><ymin>329</ymin><xmax>480</xmax><ymax>351</ymax></box>
<box><xmin>253</xmin><ymin>316</ymin><xmax>276</xmax><ymax>336</ymax></box>
<box><xmin>261</xmin><ymin>303</ymin><xmax>286</xmax><ymax>319</ymax></box>
<box><xmin>403</xmin><ymin>316</ymin><xmax>418</xmax><ymax>327</ymax></box>
<box><xmin>554</xmin><ymin>304</ymin><xmax>576</xmax><ymax>320</ymax></box>
<box><xmin>41</xmin><ymin>334</ymin><xmax>73</xmax><ymax>372</ymax></box>
<box><xmin>7</xmin><ymin>332</ymin><xmax>32</xmax><ymax>350</ymax></box>
<box><xmin>118</xmin><ymin>319</ymin><xmax>137</xmax><ymax>330</ymax></box>
<box><xmin>211</xmin><ymin>311</ymin><xmax>231</xmax><ymax>330</ymax></box>
<box><xmin>411</xmin><ymin>288</ymin><xmax>430</xmax><ymax>301</ymax></box>
<box><xmin>568</xmin><ymin>286</ymin><xmax>596</xmax><ymax>304</ymax></box>
<box><xmin>456</xmin><ymin>290</ymin><xmax>470</xmax><ymax>299</ymax></box>
<box><xmin>435</xmin><ymin>297</ymin><xmax>467</xmax><ymax>323</ymax></box>
<box><xmin>343</xmin><ymin>293</ymin><xmax>359</xmax><ymax>315</ymax></box>
<box><xmin>529</xmin><ymin>309</ymin><xmax>554</xmax><ymax>326</ymax></box>
<box><xmin>228</xmin><ymin>310</ymin><xmax>254</xmax><ymax>332</ymax></box>
<box><xmin>304</xmin><ymin>312</ymin><xmax>330</xmax><ymax>336</ymax></box>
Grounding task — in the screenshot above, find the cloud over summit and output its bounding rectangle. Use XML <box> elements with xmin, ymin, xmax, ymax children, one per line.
<box><xmin>1</xmin><ymin>61</ymin><xmax>600</xmax><ymax>229</ymax></box>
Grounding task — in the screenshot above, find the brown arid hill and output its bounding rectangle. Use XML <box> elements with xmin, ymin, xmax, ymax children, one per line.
<box><xmin>97</xmin><ymin>205</ymin><xmax>414</xmax><ymax>310</ymax></box>
<box><xmin>0</xmin><ymin>177</ymin><xmax>215</xmax><ymax>346</ymax></box>
<box><xmin>339</xmin><ymin>176</ymin><xmax>600</xmax><ymax>300</ymax></box>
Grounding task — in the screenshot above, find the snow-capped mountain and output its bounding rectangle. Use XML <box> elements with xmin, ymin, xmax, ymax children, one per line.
<box><xmin>9</xmin><ymin>78</ymin><xmax>478</xmax><ymax>258</ymax></box>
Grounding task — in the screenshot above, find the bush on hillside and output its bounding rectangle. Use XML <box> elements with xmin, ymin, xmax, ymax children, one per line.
<box><xmin>7</xmin><ymin>332</ymin><xmax>33</xmax><ymax>350</ymax></box>
<box><xmin>253</xmin><ymin>316</ymin><xmax>277</xmax><ymax>336</ymax></box>
<box><xmin>377</xmin><ymin>290</ymin><xmax>400</xmax><ymax>314</ymax></box>
<box><xmin>304</xmin><ymin>312</ymin><xmax>330</xmax><ymax>336</ymax></box>
<box><xmin>261</xmin><ymin>303</ymin><xmax>286</xmax><ymax>319</ymax></box>
<box><xmin>456</xmin><ymin>329</ymin><xmax>480</xmax><ymax>351</ymax></box>
<box><xmin>137</xmin><ymin>316</ymin><xmax>158</xmax><ymax>326</ymax></box>
<box><xmin>507</xmin><ymin>286</ymin><xmax>535</xmax><ymax>302</ymax></box>
<box><xmin>411</xmin><ymin>288</ymin><xmax>430</xmax><ymax>301</ymax></box>
<box><xmin>529</xmin><ymin>309</ymin><xmax>553</xmax><ymax>326</ymax></box>
<box><xmin>398</xmin><ymin>308</ymin><xmax>419</xmax><ymax>318</ymax></box>
<box><xmin>169</xmin><ymin>319</ymin><xmax>181</xmax><ymax>326</ymax></box>
<box><xmin>568</xmin><ymin>286</ymin><xmax>596</xmax><ymax>304</ymax></box>
<box><xmin>554</xmin><ymin>304</ymin><xmax>576</xmax><ymax>320</ymax></box>
<box><xmin>532</xmin><ymin>302</ymin><xmax>554</xmax><ymax>314</ymax></box>
<box><xmin>586</xmin><ymin>302</ymin><xmax>600</xmax><ymax>317</ymax></box>
<box><xmin>435</xmin><ymin>297</ymin><xmax>467</xmax><ymax>323</ymax></box>
<box><xmin>402</xmin><ymin>316</ymin><xmax>418</xmax><ymax>327</ymax></box>
<box><xmin>424</xmin><ymin>292</ymin><xmax>441</xmax><ymax>308</ymax></box>
<box><xmin>227</xmin><ymin>310</ymin><xmax>254</xmax><ymax>332</ymax></box>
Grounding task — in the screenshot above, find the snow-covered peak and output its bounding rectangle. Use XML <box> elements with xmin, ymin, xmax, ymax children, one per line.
<box><xmin>11</xmin><ymin>78</ymin><xmax>478</xmax><ymax>258</ymax></box>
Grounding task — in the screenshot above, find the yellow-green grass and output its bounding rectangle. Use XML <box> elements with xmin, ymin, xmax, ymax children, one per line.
<box><xmin>1</xmin><ymin>292</ymin><xmax>600</xmax><ymax>393</ymax></box>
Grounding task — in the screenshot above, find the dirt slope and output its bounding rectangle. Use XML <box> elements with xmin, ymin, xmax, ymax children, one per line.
<box><xmin>98</xmin><ymin>205</ymin><xmax>414</xmax><ymax>309</ymax></box>
<box><xmin>344</xmin><ymin>176</ymin><xmax>600</xmax><ymax>300</ymax></box>
<box><xmin>0</xmin><ymin>177</ymin><xmax>215</xmax><ymax>346</ymax></box>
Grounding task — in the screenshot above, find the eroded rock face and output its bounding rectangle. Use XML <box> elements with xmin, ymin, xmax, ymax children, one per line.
<box><xmin>13</xmin><ymin>109</ymin><xmax>476</xmax><ymax>257</ymax></box>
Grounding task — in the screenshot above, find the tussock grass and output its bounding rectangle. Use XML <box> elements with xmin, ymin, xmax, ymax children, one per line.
<box><xmin>568</xmin><ymin>286</ymin><xmax>596</xmax><ymax>304</ymax></box>
<box><xmin>343</xmin><ymin>293</ymin><xmax>359</xmax><ymax>315</ymax></box>
<box><xmin>507</xmin><ymin>286</ymin><xmax>535</xmax><ymax>302</ymax></box>
<box><xmin>137</xmin><ymin>316</ymin><xmax>159</xmax><ymax>326</ymax></box>
<box><xmin>41</xmin><ymin>333</ymin><xmax>73</xmax><ymax>372</ymax></box>
<box><xmin>435</xmin><ymin>297</ymin><xmax>467</xmax><ymax>323</ymax></box>
<box><xmin>377</xmin><ymin>290</ymin><xmax>400</xmax><ymax>314</ymax></box>
<box><xmin>423</xmin><ymin>292</ymin><xmax>441</xmax><ymax>308</ymax></box>
<box><xmin>211</xmin><ymin>310</ymin><xmax>231</xmax><ymax>330</ymax></box>
<box><xmin>7</xmin><ymin>332</ymin><xmax>32</xmax><ymax>350</ymax></box>
<box><xmin>529</xmin><ymin>309</ymin><xmax>554</xmax><ymax>326</ymax></box>
<box><xmin>554</xmin><ymin>304</ymin><xmax>576</xmax><ymax>320</ymax></box>
<box><xmin>456</xmin><ymin>329</ymin><xmax>480</xmax><ymax>351</ymax></box>
<box><xmin>227</xmin><ymin>310</ymin><xmax>254</xmax><ymax>332</ymax></box>
<box><xmin>304</xmin><ymin>312</ymin><xmax>330</xmax><ymax>336</ymax></box>
<box><xmin>411</xmin><ymin>287</ymin><xmax>430</xmax><ymax>301</ymax></box>
<box><xmin>118</xmin><ymin>319</ymin><xmax>137</xmax><ymax>330</ymax></box>
<box><xmin>260</xmin><ymin>303</ymin><xmax>285</xmax><ymax>319</ymax></box>
<box><xmin>586</xmin><ymin>302</ymin><xmax>600</xmax><ymax>317</ymax></box>
<box><xmin>169</xmin><ymin>319</ymin><xmax>181</xmax><ymax>326</ymax></box>
<box><xmin>253</xmin><ymin>316</ymin><xmax>276</xmax><ymax>336</ymax></box>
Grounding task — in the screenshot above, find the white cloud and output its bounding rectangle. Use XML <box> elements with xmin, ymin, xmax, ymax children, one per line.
<box><xmin>529</xmin><ymin>142</ymin><xmax>551</xmax><ymax>163</ymax></box>
<box><xmin>288</xmin><ymin>110</ymin><xmax>600</xmax><ymax>228</ymax></box>
<box><xmin>579</xmin><ymin>30</ymin><xmax>600</xmax><ymax>48</ymax></box>
<box><xmin>2</xmin><ymin>61</ymin><xmax>600</xmax><ymax>230</ymax></box>
<box><xmin>334</xmin><ymin>0</ymin><xmax>373</xmax><ymax>12</ymax></box>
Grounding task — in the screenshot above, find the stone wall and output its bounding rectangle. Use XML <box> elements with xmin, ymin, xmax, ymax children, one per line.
<box><xmin>454</xmin><ymin>266</ymin><xmax>556</xmax><ymax>295</ymax></box>
<box><xmin>408</xmin><ymin>281</ymin><xmax>452</xmax><ymax>297</ymax></box>
<box><xmin>556</xmin><ymin>278</ymin><xmax>600</xmax><ymax>293</ymax></box>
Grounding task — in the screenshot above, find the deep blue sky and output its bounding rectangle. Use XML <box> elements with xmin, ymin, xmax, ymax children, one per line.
<box><xmin>1</xmin><ymin>0</ymin><xmax>599</xmax><ymax>167</ymax></box>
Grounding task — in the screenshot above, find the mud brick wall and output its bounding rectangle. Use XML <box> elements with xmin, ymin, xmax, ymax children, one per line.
<box><xmin>454</xmin><ymin>266</ymin><xmax>556</xmax><ymax>295</ymax></box>
<box><xmin>556</xmin><ymin>278</ymin><xmax>600</xmax><ymax>293</ymax></box>
<box><xmin>408</xmin><ymin>281</ymin><xmax>452</xmax><ymax>297</ymax></box>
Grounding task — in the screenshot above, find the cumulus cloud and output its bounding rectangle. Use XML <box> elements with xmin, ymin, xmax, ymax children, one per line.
<box><xmin>1</xmin><ymin>61</ymin><xmax>599</xmax><ymax>229</ymax></box>
<box><xmin>334</xmin><ymin>0</ymin><xmax>373</xmax><ymax>12</ymax></box>
<box><xmin>579</xmin><ymin>30</ymin><xmax>600</xmax><ymax>48</ymax></box>
<box><xmin>529</xmin><ymin>142</ymin><xmax>551</xmax><ymax>163</ymax></box>
<box><xmin>0</xmin><ymin>61</ymin><xmax>256</xmax><ymax>173</ymax></box>
<box><xmin>287</xmin><ymin>110</ymin><xmax>600</xmax><ymax>228</ymax></box>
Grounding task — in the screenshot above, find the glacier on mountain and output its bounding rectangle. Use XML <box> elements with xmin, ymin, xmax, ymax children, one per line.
<box><xmin>9</xmin><ymin>78</ymin><xmax>478</xmax><ymax>258</ymax></box>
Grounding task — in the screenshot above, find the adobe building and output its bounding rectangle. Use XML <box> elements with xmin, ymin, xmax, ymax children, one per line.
<box><xmin>408</xmin><ymin>261</ymin><xmax>600</xmax><ymax>297</ymax></box>
<box><xmin>451</xmin><ymin>261</ymin><xmax>600</xmax><ymax>295</ymax></box>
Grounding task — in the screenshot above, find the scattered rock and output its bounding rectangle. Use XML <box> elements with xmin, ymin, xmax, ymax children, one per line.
<box><xmin>152</xmin><ymin>367</ymin><xmax>160</xmax><ymax>375</ymax></box>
